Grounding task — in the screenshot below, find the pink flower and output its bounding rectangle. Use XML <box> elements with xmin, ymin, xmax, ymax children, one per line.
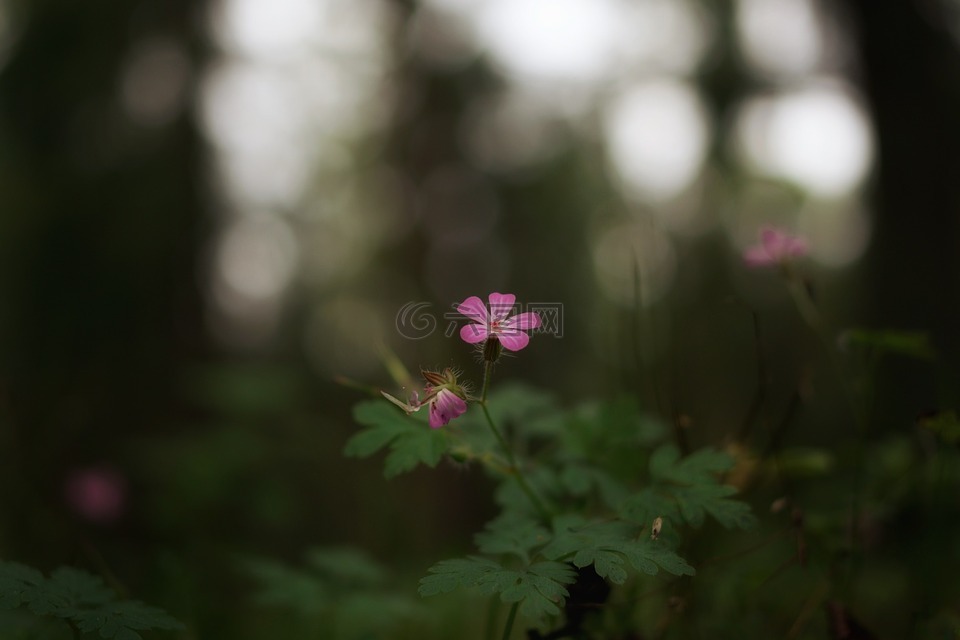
<box><xmin>743</xmin><ymin>226</ymin><xmax>808</xmax><ymax>267</ymax></box>
<box><xmin>457</xmin><ymin>292</ymin><xmax>541</xmax><ymax>351</ymax></box>
<box><xmin>65</xmin><ymin>467</ymin><xmax>126</xmax><ymax>524</ymax></box>
<box><xmin>382</xmin><ymin>368</ymin><xmax>468</xmax><ymax>428</ymax></box>
<box><xmin>428</xmin><ymin>388</ymin><xmax>468</xmax><ymax>428</ymax></box>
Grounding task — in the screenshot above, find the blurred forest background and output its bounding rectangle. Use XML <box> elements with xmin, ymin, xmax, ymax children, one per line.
<box><xmin>1</xmin><ymin>0</ymin><xmax>960</xmax><ymax>637</ymax></box>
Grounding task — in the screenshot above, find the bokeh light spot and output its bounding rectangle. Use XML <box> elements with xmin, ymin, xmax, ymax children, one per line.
<box><xmin>734</xmin><ymin>82</ymin><xmax>873</xmax><ymax>197</ymax></box>
<box><xmin>736</xmin><ymin>0</ymin><xmax>824</xmax><ymax>78</ymax></box>
<box><xmin>604</xmin><ymin>79</ymin><xmax>710</xmax><ymax>202</ymax></box>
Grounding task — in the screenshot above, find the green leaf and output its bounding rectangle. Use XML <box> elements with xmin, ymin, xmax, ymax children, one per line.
<box><xmin>634</xmin><ymin>445</ymin><xmax>756</xmax><ymax>530</ymax></box>
<box><xmin>564</xmin><ymin>399</ymin><xmax>667</xmax><ymax>460</ymax></box>
<box><xmin>345</xmin><ymin>400</ymin><xmax>448</xmax><ymax>478</ymax></box>
<box><xmin>619</xmin><ymin>488</ymin><xmax>681</xmax><ymax>525</ymax></box>
<box><xmin>335</xmin><ymin>592</ymin><xmax>421</xmax><ymax>638</ymax></box>
<box><xmin>649</xmin><ymin>446</ymin><xmax>735</xmax><ymax>485</ymax></box>
<box><xmin>305</xmin><ymin>547</ymin><xmax>385</xmax><ymax>587</ymax></box>
<box><xmin>541</xmin><ymin>517</ymin><xmax>694</xmax><ymax>585</ymax></box>
<box><xmin>419</xmin><ymin>557</ymin><xmax>575</xmax><ymax>624</ymax></box>
<box><xmin>494</xmin><ymin>467</ymin><xmax>560</xmax><ymax>517</ymax></box>
<box><xmin>671</xmin><ymin>484</ymin><xmax>756</xmax><ymax>529</ymax></box>
<box><xmin>919</xmin><ymin>410</ymin><xmax>960</xmax><ymax>445</ymax></box>
<box><xmin>0</xmin><ymin>563</ymin><xmax>182</xmax><ymax>639</ymax></box>
<box><xmin>501</xmin><ymin>562</ymin><xmax>576</xmax><ymax>620</ymax></box>
<box><xmin>474</xmin><ymin>514</ymin><xmax>551</xmax><ymax>564</ymax></box>
<box><xmin>241</xmin><ymin>548</ymin><xmax>421</xmax><ymax>634</ymax></box>
<box><xmin>841</xmin><ymin>329</ymin><xmax>935</xmax><ymax>360</ymax></box>
<box><xmin>71</xmin><ymin>601</ymin><xmax>183</xmax><ymax>639</ymax></box>
<box><xmin>485</xmin><ymin>383</ymin><xmax>564</xmax><ymax>438</ymax></box>
<box><xmin>774</xmin><ymin>447</ymin><xmax>836</xmax><ymax>477</ymax></box>
<box><xmin>0</xmin><ymin>563</ymin><xmax>44</xmax><ymax>610</ymax></box>
<box><xmin>417</xmin><ymin>557</ymin><xmax>503</xmax><ymax>597</ymax></box>
<box><xmin>241</xmin><ymin>558</ymin><xmax>328</xmax><ymax>613</ymax></box>
<box><xmin>558</xmin><ymin>463</ymin><xmax>631</xmax><ymax>510</ymax></box>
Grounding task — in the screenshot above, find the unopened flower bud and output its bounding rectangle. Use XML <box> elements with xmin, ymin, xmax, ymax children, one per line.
<box><xmin>483</xmin><ymin>337</ymin><xmax>502</xmax><ymax>363</ymax></box>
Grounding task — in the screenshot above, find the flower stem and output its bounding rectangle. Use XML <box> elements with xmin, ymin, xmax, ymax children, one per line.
<box><xmin>783</xmin><ymin>267</ymin><xmax>859</xmax><ymax>423</ymax></box>
<box><xmin>480</xmin><ymin>361</ymin><xmax>551</xmax><ymax>522</ymax></box>
<box><xmin>782</xmin><ymin>265</ymin><xmax>869</xmax><ymax>595</ymax></box>
<box><xmin>501</xmin><ymin>602</ymin><xmax>519</xmax><ymax>640</ymax></box>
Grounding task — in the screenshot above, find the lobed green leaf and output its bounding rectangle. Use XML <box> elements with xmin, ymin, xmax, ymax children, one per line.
<box><xmin>346</xmin><ymin>400</ymin><xmax>448</xmax><ymax>478</ymax></box>
<box><xmin>474</xmin><ymin>514</ymin><xmax>551</xmax><ymax>564</ymax></box>
<box><xmin>419</xmin><ymin>557</ymin><xmax>575</xmax><ymax>624</ymax></box>
<box><xmin>0</xmin><ymin>562</ymin><xmax>182</xmax><ymax>639</ymax></box>
<box><xmin>541</xmin><ymin>517</ymin><xmax>694</xmax><ymax>584</ymax></box>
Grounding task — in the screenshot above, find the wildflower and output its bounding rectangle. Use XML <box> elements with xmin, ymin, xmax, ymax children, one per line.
<box><xmin>457</xmin><ymin>292</ymin><xmax>541</xmax><ymax>352</ymax></box>
<box><xmin>743</xmin><ymin>226</ymin><xmax>808</xmax><ymax>267</ymax></box>
<box><xmin>382</xmin><ymin>368</ymin><xmax>468</xmax><ymax>428</ymax></box>
<box><xmin>65</xmin><ymin>467</ymin><xmax>126</xmax><ymax>524</ymax></box>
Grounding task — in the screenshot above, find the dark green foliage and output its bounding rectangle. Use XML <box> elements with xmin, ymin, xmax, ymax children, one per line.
<box><xmin>841</xmin><ymin>329</ymin><xmax>935</xmax><ymax>360</ymax></box>
<box><xmin>621</xmin><ymin>445</ymin><xmax>756</xmax><ymax>530</ymax></box>
<box><xmin>919</xmin><ymin>410</ymin><xmax>960</xmax><ymax>445</ymax></box>
<box><xmin>242</xmin><ymin>547</ymin><xmax>420</xmax><ymax>638</ymax></box>
<box><xmin>541</xmin><ymin>516</ymin><xmax>694</xmax><ymax>584</ymax></box>
<box><xmin>350</xmin><ymin>388</ymin><xmax>754</xmax><ymax>629</ymax></box>
<box><xmin>419</xmin><ymin>557</ymin><xmax>576</xmax><ymax>621</ymax></box>
<box><xmin>0</xmin><ymin>562</ymin><xmax>183</xmax><ymax>639</ymax></box>
<box><xmin>558</xmin><ymin>463</ymin><xmax>630</xmax><ymax>510</ymax></box>
<box><xmin>474</xmin><ymin>514</ymin><xmax>551</xmax><ymax>564</ymax></box>
<box><xmin>344</xmin><ymin>401</ymin><xmax>448</xmax><ymax>478</ymax></box>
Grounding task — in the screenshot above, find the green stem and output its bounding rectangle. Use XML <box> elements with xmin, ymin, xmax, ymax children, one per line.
<box><xmin>479</xmin><ymin>361</ymin><xmax>551</xmax><ymax>522</ymax></box>
<box><xmin>481</xmin><ymin>402</ymin><xmax>551</xmax><ymax>521</ymax></box>
<box><xmin>484</xmin><ymin>596</ymin><xmax>501</xmax><ymax>640</ymax></box>
<box><xmin>501</xmin><ymin>602</ymin><xmax>519</xmax><ymax>640</ymax></box>
<box><xmin>783</xmin><ymin>266</ymin><xmax>868</xmax><ymax>594</ymax></box>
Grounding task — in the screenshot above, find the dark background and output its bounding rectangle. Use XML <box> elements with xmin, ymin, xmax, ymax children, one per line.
<box><xmin>1</xmin><ymin>0</ymin><xmax>958</xmax><ymax>637</ymax></box>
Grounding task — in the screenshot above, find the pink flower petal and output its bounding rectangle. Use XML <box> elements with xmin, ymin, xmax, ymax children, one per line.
<box><xmin>456</xmin><ymin>296</ymin><xmax>488</xmax><ymax>324</ymax></box>
<box><xmin>429</xmin><ymin>389</ymin><xmax>467</xmax><ymax>428</ymax></box>
<box><xmin>487</xmin><ymin>292</ymin><xmax>516</xmax><ymax>322</ymax></box>
<box><xmin>760</xmin><ymin>226</ymin><xmax>787</xmax><ymax>255</ymax></box>
<box><xmin>744</xmin><ymin>226</ymin><xmax>808</xmax><ymax>267</ymax></box>
<box><xmin>502</xmin><ymin>311</ymin><xmax>540</xmax><ymax>331</ymax></box>
<box><xmin>460</xmin><ymin>323</ymin><xmax>489</xmax><ymax>343</ymax></box>
<box><xmin>784</xmin><ymin>236</ymin><xmax>808</xmax><ymax>257</ymax></box>
<box><xmin>496</xmin><ymin>331</ymin><xmax>530</xmax><ymax>351</ymax></box>
<box><xmin>743</xmin><ymin>245</ymin><xmax>775</xmax><ymax>267</ymax></box>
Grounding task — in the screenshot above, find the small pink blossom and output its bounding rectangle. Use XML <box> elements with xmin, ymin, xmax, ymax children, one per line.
<box><xmin>743</xmin><ymin>226</ymin><xmax>808</xmax><ymax>267</ymax></box>
<box><xmin>428</xmin><ymin>388</ymin><xmax>468</xmax><ymax>428</ymax></box>
<box><xmin>65</xmin><ymin>467</ymin><xmax>126</xmax><ymax>524</ymax></box>
<box><xmin>382</xmin><ymin>368</ymin><xmax>468</xmax><ymax>428</ymax></box>
<box><xmin>457</xmin><ymin>292</ymin><xmax>541</xmax><ymax>351</ymax></box>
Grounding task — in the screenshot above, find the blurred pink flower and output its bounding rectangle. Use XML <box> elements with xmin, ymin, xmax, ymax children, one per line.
<box><xmin>743</xmin><ymin>226</ymin><xmax>808</xmax><ymax>267</ymax></box>
<box><xmin>382</xmin><ymin>368</ymin><xmax>468</xmax><ymax>428</ymax></box>
<box><xmin>457</xmin><ymin>292</ymin><xmax>541</xmax><ymax>351</ymax></box>
<box><xmin>65</xmin><ymin>467</ymin><xmax>126</xmax><ymax>524</ymax></box>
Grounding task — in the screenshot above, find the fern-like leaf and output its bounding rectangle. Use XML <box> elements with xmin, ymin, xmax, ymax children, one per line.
<box><xmin>540</xmin><ymin>517</ymin><xmax>694</xmax><ymax>584</ymax></box>
<box><xmin>419</xmin><ymin>557</ymin><xmax>575</xmax><ymax>623</ymax></box>
<box><xmin>345</xmin><ymin>400</ymin><xmax>448</xmax><ymax>478</ymax></box>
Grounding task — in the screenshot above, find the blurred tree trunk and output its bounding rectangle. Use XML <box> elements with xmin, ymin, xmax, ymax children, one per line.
<box><xmin>0</xmin><ymin>0</ymin><xmax>209</xmax><ymax>558</ymax></box>
<box><xmin>842</xmin><ymin>0</ymin><xmax>960</xmax><ymax>385</ymax></box>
